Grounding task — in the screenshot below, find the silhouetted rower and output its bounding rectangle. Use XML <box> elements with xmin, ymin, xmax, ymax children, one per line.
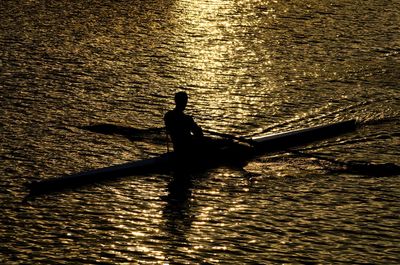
<box><xmin>164</xmin><ymin>91</ymin><xmax>203</xmax><ymax>154</ymax></box>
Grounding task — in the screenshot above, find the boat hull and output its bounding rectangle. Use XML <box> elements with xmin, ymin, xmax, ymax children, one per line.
<box><xmin>27</xmin><ymin>119</ymin><xmax>357</xmax><ymax>196</ymax></box>
<box><xmin>28</xmin><ymin>153</ymin><xmax>175</xmax><ymax>196</ymax></box>
<box><xmin>252</xmin><ymin>119</ymin><xmax>357</xmax><ymax>151</ymax></box>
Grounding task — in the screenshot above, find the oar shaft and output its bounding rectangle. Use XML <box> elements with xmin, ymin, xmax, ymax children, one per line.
<box><xmin>203</xmin><ymin>129</ymin><xmax>254</xmax><ymax>145</ymax></box>
<box><xmin>290</xmin><ymin>150</ymin><xmax>347</xmax><ymax>166</ymax></box>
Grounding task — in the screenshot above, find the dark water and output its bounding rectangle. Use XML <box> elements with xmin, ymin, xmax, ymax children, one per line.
<box><xmin>1</xmin><ymin>0</ymin><xmax>399</xmax><ymax>264</ymax></box>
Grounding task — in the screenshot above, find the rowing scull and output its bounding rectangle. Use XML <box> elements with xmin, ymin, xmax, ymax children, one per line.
<box><xmin>27</xmin><ymin>119</ymin><xmax>357</xmax><ymax>196</ymax></box>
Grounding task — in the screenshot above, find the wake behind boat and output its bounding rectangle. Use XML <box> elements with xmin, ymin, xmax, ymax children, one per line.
<box><xmin>27</xmin><ymin>119</ymin><xmax>357</xmax><ymax>197</ymax></box>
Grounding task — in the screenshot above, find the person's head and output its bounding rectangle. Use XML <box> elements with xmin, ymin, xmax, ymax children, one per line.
<box><xmin>174</xmin><ymin>91</ymin><xmax>188</xmax><ymax>111</ymax></box>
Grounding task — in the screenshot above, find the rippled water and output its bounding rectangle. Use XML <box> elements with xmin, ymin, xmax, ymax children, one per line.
<box><xmin>1</xmin><ymin>0</ymin><xmax>399</xmax><ymax>264</ymax></box>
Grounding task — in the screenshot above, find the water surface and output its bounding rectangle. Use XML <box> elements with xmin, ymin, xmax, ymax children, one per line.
<box><xmin>1</xmin><ymin>0</ymin><xmax>399</xmax><ymax>264</ymax></box>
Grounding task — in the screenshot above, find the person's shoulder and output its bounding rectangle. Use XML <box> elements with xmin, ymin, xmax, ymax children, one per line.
<box><xmin>164</xmin><ymin>109</ymin><xmax>178</xmax><ymax>122</ymax></box>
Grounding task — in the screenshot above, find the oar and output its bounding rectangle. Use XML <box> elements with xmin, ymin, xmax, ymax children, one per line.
<box><xmin>80</xmin><ymin>124</ymin><xmax>165</xmax><ymax>142</ymax></box>
<box><xmin>205</xmin><ymin>131</ymin><xmax>400</xmax><ymax>176</ymax></box>
<box><xmin>203</xmin><ymin>129</ymin><xmax>255</xmax><ymax>145</ymax></box>
<box><xmin>80</xmin><ymin>124</ymin><xmax>253</xmax><ymax>144</ymax></box>
<box><xmin>290</xmin><ymin>150</ymin><xmax>400</xmax><ymax>177</ymax></box>
<box><xmin>80</xmin><ymin>124</ymin><xmax>164</xmax><ymax>136</ymax></box>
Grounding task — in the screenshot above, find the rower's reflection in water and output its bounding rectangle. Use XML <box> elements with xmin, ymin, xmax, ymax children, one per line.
<box><xmin>162</xmin><ymin>170</ymin><xmax>196</xmax><ymax>250</ymax></box>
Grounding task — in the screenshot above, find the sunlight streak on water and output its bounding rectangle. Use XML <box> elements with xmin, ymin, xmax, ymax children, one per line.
<box><xmin>167</xmin><ymin>0</ymin><xmax>280</xmax><ymax>133</ymax></box>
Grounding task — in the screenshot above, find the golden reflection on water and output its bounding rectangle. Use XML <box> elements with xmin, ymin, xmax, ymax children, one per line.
<box><xmin>171</xmin><ymin>0</ymin><xmax>278</xmax><ymax>130</ymax></box>
<box><xmin>99</xmin><ymin>185</ymin><xmax>168</xmax><ymax>263</ymax></box>
<box><xmin>174</xmin><ymin>0</ymin><xmax>236</xmax><ymax>83</ymax></box>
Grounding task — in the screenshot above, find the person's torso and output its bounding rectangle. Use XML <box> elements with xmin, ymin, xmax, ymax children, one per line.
<box><xmin>164</xmin><ymin>110</ymin><xmax>195</xmax><ymax>145</ymax></box>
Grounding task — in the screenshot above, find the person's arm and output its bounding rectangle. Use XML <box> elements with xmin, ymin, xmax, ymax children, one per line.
<box><xmin>164</xmin><ymin>112</ymin><xmax>173</xmax><ymax>134</ymax></box>
<box><xmin>190</xmin><ymin>118</ymin><xmax>203</xmax><ymax>137</ymax></box>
